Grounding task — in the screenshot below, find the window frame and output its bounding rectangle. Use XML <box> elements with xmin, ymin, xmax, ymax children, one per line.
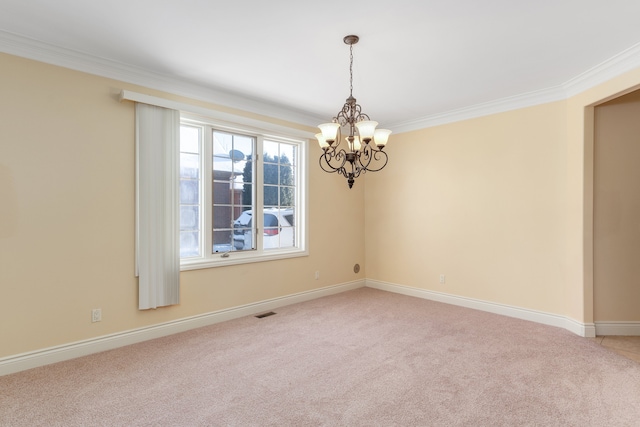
<box><xmin>179</xmin><ymin>113</ymin><xmax>308</xmax><ymax>270</ymax></box>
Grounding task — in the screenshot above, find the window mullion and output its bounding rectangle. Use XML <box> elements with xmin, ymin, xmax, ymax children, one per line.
<box><xmin>203</xmin><ymin>125</ymin><xmax>213</xmax><ymax>259</ymax></box>
<box><xmin>255</xmin><ymin>136</ymin><xmax>264</xmax><ymax>252</ymax></box>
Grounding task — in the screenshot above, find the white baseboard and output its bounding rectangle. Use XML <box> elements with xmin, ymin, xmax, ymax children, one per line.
<box><xmin>365</xmin><ymin>279</ymin><xmax>596</xmax><ymax>338</ymax></box>
<box><xmin>595</xmin><ymin>322</ymin><xmax>640</xmax><ymax>336</ymax></box>
<box><xmin>0</xmin><ymin>280</ymin><xmax>365</xmax><ymax>376</ymax></box>
<box><xmin>4</xmin><ymin>279</ymin><xmax>612</xmax><ymax>377</ymax></box>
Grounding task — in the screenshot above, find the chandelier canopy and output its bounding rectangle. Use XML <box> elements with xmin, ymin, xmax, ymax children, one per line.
<box><xmin>316</xmin><ymin>35</ymin><xmax>391</xmax><ymax>189</ymax></box>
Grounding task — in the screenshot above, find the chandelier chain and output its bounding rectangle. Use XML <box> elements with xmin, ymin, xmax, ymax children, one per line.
<box><xmin>349</xmin><ymin>43</ymin><xmax>354</xmax><ymax>98</ymax></box>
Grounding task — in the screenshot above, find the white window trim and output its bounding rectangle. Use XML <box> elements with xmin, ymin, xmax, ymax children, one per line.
<box><xmin>120</xmin><ymin>90</ymin><xmax>315</xmax><ymax>140</ymax></box>
<box><xmin>119</xmin><ymin>91</ymin><xmax>310</xmax><ymax>270</ymax></box>
<box><xmin>180</xmin><ymin>115</ymin><xmax>309</xmax><ymax>269</ymax></box>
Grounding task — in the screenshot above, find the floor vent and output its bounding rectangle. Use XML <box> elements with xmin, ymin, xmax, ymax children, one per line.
<box><xmin>255</xmin><ymin>311</ymin><xmax>277</xmax><ymax>319</ymax></box>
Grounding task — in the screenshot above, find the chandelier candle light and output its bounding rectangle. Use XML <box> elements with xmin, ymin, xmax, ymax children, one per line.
<box><xmin>316</xmin><ymin>35</ymin><xmax>391</xmax><ymax>189</ymax></box>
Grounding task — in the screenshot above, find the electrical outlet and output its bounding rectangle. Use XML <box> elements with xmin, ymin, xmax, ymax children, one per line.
<box><xmin>315</xmin><ymin>271</ymin><xmax>320</xmax><ymax>280</ymax></box>
<box><xmin>439</xmin><ymin>274</ymin><xmax>446</xmax><ymax>284</ymax></box>
<box><xmin>91</xmin><ymin>308</ymin><xmax>102</xmax><ymax>323</ymax></box>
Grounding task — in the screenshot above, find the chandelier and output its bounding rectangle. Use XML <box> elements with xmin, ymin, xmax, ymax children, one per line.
<box><xmin>315</xmin><ymin>35</ymin><xmax>391</xmax><ymax>189</ymax></box>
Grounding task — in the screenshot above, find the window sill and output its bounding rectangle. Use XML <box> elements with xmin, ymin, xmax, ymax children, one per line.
<box><xmin>180</xmin><ymin>248</ymin><xmax>308</xmax><ymax>270</ymax></box>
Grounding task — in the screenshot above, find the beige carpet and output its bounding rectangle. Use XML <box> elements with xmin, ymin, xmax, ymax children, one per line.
<box><xmin>2</xmin><ymin>288</ymin><xmax>640</xmax><ymax>426</ymax></box>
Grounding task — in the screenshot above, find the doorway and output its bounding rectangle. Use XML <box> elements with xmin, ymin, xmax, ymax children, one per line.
<box><xmin>593</xmin><ymin>89</ymin><xmax>640</xmax><ymax>336</ymax></box>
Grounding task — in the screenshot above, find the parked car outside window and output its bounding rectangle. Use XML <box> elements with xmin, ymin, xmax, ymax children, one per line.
<box><xmin>233</xmin><ymin>208</ymin><xmax>295</xmax><ymax>250</ymax></box>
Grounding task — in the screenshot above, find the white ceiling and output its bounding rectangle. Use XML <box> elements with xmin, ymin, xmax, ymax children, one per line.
<box><xmin>2</xmin><ymin>0</ymin><xmax>640</xmax><ymax>133</ymax></box>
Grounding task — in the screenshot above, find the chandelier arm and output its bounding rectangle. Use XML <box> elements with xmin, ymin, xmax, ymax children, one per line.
<box><xmin>358</xmin><ymin>145</ymin><xmax>388</xmax><ymax>172</ymax></box>
<box><xmin>336</xmin><ymin>108</ymin><xmax>350</xmax><ymax>127</ymax></box>
<box><xmin>355</xmin><ymin>111</ymin><xmax>370</xmax><ymax>123</ymax></box>
<box><xmin>321</xmin><ymin>156</ymin><xmax>351</xmax><ymax>181</ymax></box>
<box><xmin>319</xmin><ymin>148</ymin><xmax>348</xmax><ymax>173</ymax></box>
<box><xmin>355</xmin><ymin>145</ymin><xmax>373</xmax><ymax>170</ymax></box>
<box><xmin>319</xmin><ymin>154</ymin><xmax>339</xmax><ymax>174</ymax></box>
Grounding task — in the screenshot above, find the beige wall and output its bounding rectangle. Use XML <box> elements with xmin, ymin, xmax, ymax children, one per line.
<box><xmin>365</xmin><ymin>103</ymin><xmax>568</xmax><ymax>314</ymax></box>
<box><xmin>365</xmin><ymin>67</ymin><xmax>640</xmax><ymax>325</ymax></box>
<box><xmin>594</xmin><ymin>89</ymin><xmax>640</xmax><ymax>321</ymax></box>
<box><xmin>0</xmin><ymin>53</ymin><xmax>365</xmax><ymax>358</ymax></box>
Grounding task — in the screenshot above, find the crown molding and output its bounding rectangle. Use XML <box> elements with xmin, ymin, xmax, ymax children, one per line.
<box><xmin>563</xmin><ymin>41</ymin><xmax>640</xmax><ymax>97</ymax></box>
<box><xmin>2</xmin><ymin>30</ymin><xmax>640</xmax><ymax>134</ymax></box>
<box><xmin>0</xmin><ymin>30</ymin><xmax>323</xmax><ymax>128</ymax></box>
<box><xmin>387</xmin><ymin>85</ymin><xmax>567</xmax><ymax>134</ymax></box>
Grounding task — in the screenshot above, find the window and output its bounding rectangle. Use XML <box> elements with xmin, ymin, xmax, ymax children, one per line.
<box><xmin>179</xmin><ymin>116</ymin><xmax>307</xmax><ymax>269</ymax></box>
<box><xmin>179</xmin><ymin>125</ymin><xmax>202</xmax><ymax>258</ymax></box>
